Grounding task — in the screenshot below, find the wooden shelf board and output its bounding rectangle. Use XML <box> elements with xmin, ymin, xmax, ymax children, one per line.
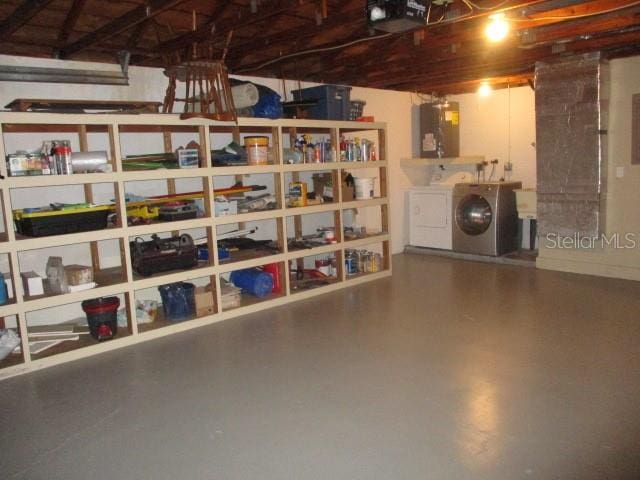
<box><xmin>401</xmin><ymin>156</ymin><xmax>485</xmax><ymax>167</ymax></box>
<box><xmin>222</xmin><ymin>291</ymin><xmax>286</xmax><ymax>313</ymax></box>
<box><xmin>343</xmin><ymin>233</ymin><xmax>389</xmax><ymax>248</ymax></box>
<box><xmin>29</xmin><ymin>326</ymin><xmax>132</xmax><ymax>361</ymax></box>
<box><xmin>338</xmin><ymin>161</ymin><xmax>387</xmax><ymax>169</ymax></box>
<box><xmin>212</xmin><ymin>164</ymin><xmax>280</xmax><ymax>175</ymax></box>
<box><xmin>221</xmin><ymin>248</ymin><xmax>282</xmax><ymax>266</ymax></box>
<box><xmin>289</xmin><ymin>276</ymin><xmax>340</xmax><ymax>294</ymax></box>
<box><xmin>214</xmin><ymin>208</ymin><xmax>282</xmax><ymax>225</ymax></box>
<box><xmin>23</xmin><ymin>268</ymin><xmax>125</xmax><ymax>310</ymax></box>
<box><xmin>132</xmin><ymin>261</ymin><xmax>213</xmax><ymax>288</ymax></box>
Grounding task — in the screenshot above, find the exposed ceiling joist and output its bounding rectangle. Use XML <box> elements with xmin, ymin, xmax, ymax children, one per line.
<box><xmin>57</xmin><ymin>0</ymin><xmax>88</xmax><ymax>45</ymax></box>
<box><xmin>151</xmin><ymin>0</ymin><xmax>307</xmax><ymax>56</ymax></box>
<box><xmin>0</xmin><ymin>0</ymin><xmax>54</xmax><ymax>41</ymax></box>
<box><xmin>59</xmin><ymin>0</ymin><xmax>187</xmax><ymax>58</ymax></box>
<box><xmin>1</xmin><ymin>1</ymin><xmax>640</xmax><ymax>94</ymax></box>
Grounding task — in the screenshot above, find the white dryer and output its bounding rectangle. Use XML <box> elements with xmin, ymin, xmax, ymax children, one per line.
<box><xmin>408</xmin><ymin>171</ymin><xmax>473</xmax><ymax>250</ymax></box>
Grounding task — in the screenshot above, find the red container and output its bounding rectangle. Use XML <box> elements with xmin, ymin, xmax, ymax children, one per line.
<box><xmin>262</xmin><ymin>263</ymin><xmax>281</xmax><ymax>294</ymax></box>
<box><xmin>81</xmin><ymin>297</ymin><xmax>120</xmax><ymax>341</ymax></box>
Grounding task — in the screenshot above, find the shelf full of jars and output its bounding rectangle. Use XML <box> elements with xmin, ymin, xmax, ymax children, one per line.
<box><xmin>0</xmin><ymin>113</ymin><xmax>391</xmax><ymax>379</ymax></box>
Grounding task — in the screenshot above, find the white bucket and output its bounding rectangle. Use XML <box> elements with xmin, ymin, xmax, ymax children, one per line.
<box><xmin>354</xmin><ymin>177</ymin><xmax>375</xmax><ymax>200</ymax></box>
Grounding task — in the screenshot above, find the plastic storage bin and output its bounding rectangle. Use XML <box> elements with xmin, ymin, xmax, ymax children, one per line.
<box><xmin>291</xmin><ymin>85</ymin><xmax>352</xmax><ymax>120</ymax></box>
<box><xmin>158</xmin><ymin>282</ymin><xmax>196</xmax><ymax>322</ymax></box>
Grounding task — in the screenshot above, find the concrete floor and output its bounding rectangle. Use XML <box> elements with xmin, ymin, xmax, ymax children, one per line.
<box><xmin>1</xmin><ymin>254</ymin><xmax>639</xmax><ymax>480</ymax></box>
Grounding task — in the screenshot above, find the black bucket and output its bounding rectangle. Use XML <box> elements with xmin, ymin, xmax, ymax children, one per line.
<box><xmin>81</xmin><ymin>297</ymin><xmax>120</xmax><ymax>341</ymax></box>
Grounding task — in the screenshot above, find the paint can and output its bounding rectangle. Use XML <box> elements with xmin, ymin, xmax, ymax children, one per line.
<box><xmin>315</xmin><ymin>258</ymin><xmax>332</xmax><ymax>276</ymax></box>
<box><xmin>244</xmin><ymin>136</ymin><xmax>269</xmax><ymax>165</ymax></box>
<box><xmin>345</xmin><ymin>250</ymin><xmax>358</xmax><ymax>275</ymax></box>
<box><xmin>354</xmin><ymin>177</ymin><xmax>375</xmax><ymax>199</ymax></box>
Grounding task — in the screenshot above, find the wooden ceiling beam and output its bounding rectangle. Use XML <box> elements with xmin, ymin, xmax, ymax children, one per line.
<box><xmin>514</xmin><ymin>0</ymin><xmax>640</xmax><ymax>29</ymax></box>
<box><xmin>152</xmin><ymin>0</ymin><xmax>309</xmax><ymax>56</ymax></box>
<box><xmin>57</xmin><ymin>0</ymin><xmax>87</xmax><ymax>45</ymax></box>
<box><xmin>303</xmin><ymin>3</ymin><xmax>640</xmax><ymax>86</ymax></box>
<box><xmin>226</xmin><ymin>2</ymin><xmax>362</xmax><ymax>70</ymax></box>
<box><xmin>59</xmin><ymin>0</ymin><xmax>187</xmax><ymax>58</ymax></box>
<box><xmin>0</xmin><ymin>0</ymin><xmax>54</xmax><ymax>41</ymax></box>
<box><xmin>374</xmin><ymin>29</ymin><xmax>640</xmax><ymax>92</ymax></box>
<box><xmin>407</xmin><ymin>74</ymin><xmax>533</xmax><ymax>95</ymax></box>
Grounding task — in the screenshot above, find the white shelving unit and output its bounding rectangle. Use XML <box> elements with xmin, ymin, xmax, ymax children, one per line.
<box><xmin>0</xmin><ymin>113</ymin><xmax>391</xmax><ymax>379</ymax></box>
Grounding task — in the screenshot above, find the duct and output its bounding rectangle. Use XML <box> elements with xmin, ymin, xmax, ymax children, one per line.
<box><xmin>0</xmin><ymin>65</ymin><xmax>129</xmax><ymax>85</ymax></box>
<box><xmin>535</xmin><ymin>52</ymin><xmax>609</xmax><ymax>238</ymax></box>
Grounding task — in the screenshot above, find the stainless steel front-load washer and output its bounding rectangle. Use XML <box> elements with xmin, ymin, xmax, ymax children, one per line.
<box><xmin>452</xmin><ymin>182</ymin><xmax>522</xmax><ymax>256</ymax></box>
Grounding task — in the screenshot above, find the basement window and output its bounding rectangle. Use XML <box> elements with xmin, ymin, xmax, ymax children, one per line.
<box><xmin>634</xmin><ymin>94</ymin><xmax>640</xmax><ymax>165</ymax></box>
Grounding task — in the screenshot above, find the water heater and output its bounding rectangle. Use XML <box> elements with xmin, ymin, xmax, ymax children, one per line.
<box><xmin>420</xmin><ymin>101</ymin><xmax>460</xmax><ymax>158</ymax></box>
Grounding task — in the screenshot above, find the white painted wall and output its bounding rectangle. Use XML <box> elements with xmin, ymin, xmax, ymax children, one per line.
<box><xmin>451</xmin><ymin>86</ymin><xmax>537</xmax><ymax>188</ymax></box>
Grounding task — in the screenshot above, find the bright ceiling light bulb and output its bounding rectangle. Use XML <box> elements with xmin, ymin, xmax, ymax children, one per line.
<box><xmin>370</xmin><ymin>6</ymin><xmax>386</xmax><ymax>21</ymax></box>
<box><xmin>478</xmin><ymin>82</ymin><xmax>492</xmax><ymax>97</ymax></box>
<box><xmin>485</xmin><ymin>13</ymin><xmax>509</xmax><ymax>42</ymax></box>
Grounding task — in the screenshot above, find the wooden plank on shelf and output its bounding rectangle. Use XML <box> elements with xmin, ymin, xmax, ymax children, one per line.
<box><xmin>5</xmin><ymin>99</ymin><xmax>162</xmax><ymax>113</ymax></box>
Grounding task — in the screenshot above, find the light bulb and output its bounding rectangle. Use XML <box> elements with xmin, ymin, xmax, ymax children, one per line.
<box><xmin>370</xmin><ymin>6</ymin><xmax>386</xmax><ymax>21</ymax></box>
<box><xmin>478</xmin><ymin>82</ymin><xmax>492</xmax><ymax>97</ymax></box>
<box><xmin>485</xmin><ymin>13</ymin><xmax>509</xmax><ymax>42</ymax></box>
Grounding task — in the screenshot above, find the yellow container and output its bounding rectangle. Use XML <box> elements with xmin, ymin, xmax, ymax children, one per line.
<box><xmin>289</xmin><ymin>182</ymin><xmax>307</xmax><ymax>207</ymax></box>
<box><xmin>244</xmin><ymin>136</ymin><xmax>270</xmax><ymax>165</ymax></box>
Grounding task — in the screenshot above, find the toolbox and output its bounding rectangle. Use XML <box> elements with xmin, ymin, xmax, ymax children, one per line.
<box><xmin>13</xmin><ymin>204</ymin><xmax>111</xmax><ymax>237</ymax></box>
<box><xmin>130</xmin><ymin>233</ymin><xmax>198</xmax><ymax>277</ymax></box>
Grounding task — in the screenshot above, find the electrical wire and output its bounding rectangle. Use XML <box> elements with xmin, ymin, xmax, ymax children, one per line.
<box><xmin>237</xmin><ymin>0</ymin><xmax>640</xmax><ymax>75</ymax></box>
<box><xmin>235</xmin><ymin>32</ymin><xmax>392</xmax><ymax>73</ymax></box>
<box><xmin>461</xmin><ymin>0</ymin><xmax>512</xmax><ymax>11</ymax></box>
<box><xmin>509</xmin><ymin>0</ymin><xmax>640</xmax><ymax>21</ymax></box>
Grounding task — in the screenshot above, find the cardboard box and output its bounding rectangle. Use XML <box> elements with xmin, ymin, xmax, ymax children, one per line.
<box><xmin>21</xmin><ymin>271</ymin><xmax>44</xmax><ymax>296</ymax></box>
<box><xmin>312</xmin><ymin>172</ymin><xmax>354</xmax><ymax>201</ymax></box>
<box><xmin>178</xmin><ymin>149</ymin><xmax>199</xmax><ymax>168</ymax></box>
<box><xmin>194</xmin><ymin>285</ymin><xmax>215</xmax><ymax>317</ymax></box>
<box><xmin>221</xmin><ymin>281</ymin><xmax>242</xmax><ymax>310</ymax></box>
<box><xmin>64</xmin><ymin>264</ymin><xmax>93</xmax><ymax>286</ymax></box>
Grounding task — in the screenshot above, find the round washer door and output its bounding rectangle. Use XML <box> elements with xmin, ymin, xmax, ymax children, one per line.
<box><xmin>456</xmin><ymin>194</ymin><xmax>492</xmax><ymax>235</ymax></box>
